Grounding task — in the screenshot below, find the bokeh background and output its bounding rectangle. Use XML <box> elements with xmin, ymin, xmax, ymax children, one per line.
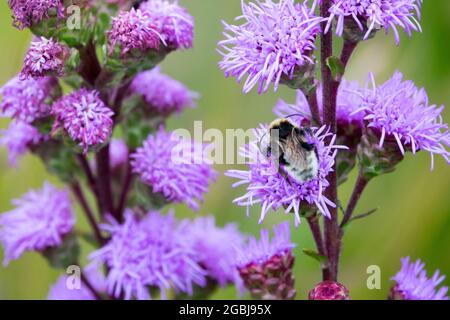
<box><xmin>0</xmin><ymin>1</ymin><xmax>449</xmax><ymax>300</ymax></box>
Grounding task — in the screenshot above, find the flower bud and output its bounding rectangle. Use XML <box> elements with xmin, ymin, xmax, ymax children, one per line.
<box><xmin>309</xmin><ymin>281</ymin><xmax>350</xmax><ymax>300</ymax></box>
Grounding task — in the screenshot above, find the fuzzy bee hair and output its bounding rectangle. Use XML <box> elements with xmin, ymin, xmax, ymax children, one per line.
<box><xmin>264</xmin><ymin>118</ymin><xmax>319</xmax><ymax>184</ymax></box>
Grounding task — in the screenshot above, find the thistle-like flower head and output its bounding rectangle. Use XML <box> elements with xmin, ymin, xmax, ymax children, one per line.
<box><xmin>309</xmin><ymin>281</ymin><xmax>350</xmax><ymax>300</ymax></box>
<box><xmin>218</xmin><ymin>0</ymin><xmax>323</xmax><ymax>94</ymax></box>
<box><xmin>51</xmin><ymin>88</ymin><xmax>114</xmax><ymax>153</ymax></box>
<box><xmin>0</xmin><ymin>182</ymin><xmax>75</xmax><ymax>265</ymax></box>
<box><xmin>21</xmin><ymin>37</ymin><xmax>70</xmax><ymax>80</ymax></box>
<box><xmin>89</xmin><ymin>210</ymin><xmax>206</xmax><ymax>300</ymax></box>
<box><xmin>8</xmin><ymin>0</ymin><xmax>65</xmax><ymax>30</ymax></box>
<box><xmin>131</xmin><ymin>127</ymin><xmax>217</xmax><ymax>211</ymax></box>
<box><xmin>391</xmin><ymin>257</ymin><xmax>449</xmax><ymax>300</ymax></box>
<box><xmin>326</xmin><ymin>0</ymin><xmax>423</xmax><ymax>45</ymax></box>
<box><xmin>131</xmin><ymin>67</ymin><xmax>197</xmax><ymax>115</ymax></box>
<box><xmin>140</xmin><ymin>0</ymin><xmax>195</xmax><ymax>50</ymax></box>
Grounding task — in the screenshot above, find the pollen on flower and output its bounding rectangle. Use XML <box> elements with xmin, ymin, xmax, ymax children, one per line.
<box><xmin>0</xmin><ymin>182</ymin><xmax>75</xmax><ymax>265</ymax></box>
<box><xmin>139</xmin><ymin>0</ymin><xmax>195</xmax><ymax>50</ymax></box>
<box><xmin>51</xmin><ymin>88</ymin><xmax>114</xmax><ymax>153</ymax></box>
<box><xmin>21</xmin><ymin>37</ymin><xmax>70</xmax><ymax>80</ymax></box>
<box><xmin>218</xmin><ymin>0</ymin><xmax>323</xmax><ymax>94</ymax></box>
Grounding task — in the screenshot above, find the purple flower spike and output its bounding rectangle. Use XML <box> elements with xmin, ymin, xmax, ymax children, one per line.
<box><xmin>180</xmin><ymin>216</ymin><xmax>246</xmax><ymax>287</ymax></box>
<box><xmin>357</xmin><ymin>71</ymin><xmax>450</xmax><ymax>169</ymax></box>
<box><xmin>89</xmin><ymin>210</ymin><xmax>206</xmax><ymax>300</ymax></box>
<box><xmin>131</xmin><ymin>127</ymin><xmax>217</xmax><ymax>211</ymax></box>
<box><xmin>390</xmin><ymin>257</ymin><xmax>449</xmax><ymax>300</ymax></box>
<box><xmin>226</xmin><ymin>125</ymin><xmax>346</xmax><ymax>225</ymax></box>
<box><xmin>108</xmin><ymin>8</ymin><xmax>163</xmax><ymax>56</ymax></box>
<box><xmin>237</xmin><ymin>222</ymin><xmax>296</xmax><ymax>300</ymax></box>
<box><xmin>140</xmin><ymin>0</ymin><xmax>195</xmax><ymax>50</ymax></box>
<box><xmin>48</xmin><ymin>268</ymin><xmax>106</xmax><ymax>300</ymax></box>
<box><xmin>21</xmin><ymin>37</ymin><xmax>70</xmax><ymax>80</ymax></box>
<box><xmin>218</xmin><ymin>0</ymin><xmax>323</xmax><ymax>94</ymax></box>
<box><xmin>52</xmin><ymin>88</ymin><xmax>114</xmax><ymax>153</ymax></box>
<box><xmin>0</xmin><ymin>121</ymin><xmax>42</xmax><ymax>166</ymax></box>
<box><xmin>131</xmin><ymin>67</ymin><xmax>197</xmax><ymax>115</ymax></box>
<box><xmin>8</xmin><ymin>0</ymin><xmax>65</xmax><ymax>30</ymax></box>
<box><xmin>0</xmin><ymin>182</ymin><xmax>75</xmax><ymax>265</ymax></box>
<box><xmin>326</xmin><ymin>0</ymin><xmax>423</xmax><ymax>45</ymax></box>
<box><xmin>0</xmin><ymin>76</ymin><xmax>58</xmax><ymax>123</ymax></box>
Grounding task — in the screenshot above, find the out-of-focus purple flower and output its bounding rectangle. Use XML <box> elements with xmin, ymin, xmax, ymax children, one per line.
<box><xmin>89</xmin><ymin>210</ymin><xmax>206</xmax><ymax>300</ymax></box>
<box><xmin>0</xmin><ymin>121</ymin><xmax>42</xmax><ymax>166</ymax></box>
<box><xmin>48</xmin><ymin>268</ymin><xmax>106</xmax><ymax>300</ymax></box>
<box><xmin>325</xmin><ymin>0</ymin><xmax>423</xmax><ymax>45</ymax></box>
<box><xmin>52</xmin><ymin>88</ymin><xmax>114</xmax><ymax>153</ymax></box>
<box><xmin>390</xmin><ymin>257</ymin><xmax>449</xmax><ymax>300</ymax></box>
<box><xmin>131</xmin><ymin>127</ymin><xmax>217</xmax><ymax>211</ymax></box>
<box><xmin>0</xmin><ymin>76</ymin><xmax>58</xmax><ymax>123</ymax></box>
<box><xmin>140</xmin><ymin>0</ymin><xmax>194</xmax><ymax>50</ymax></box>
<box><xmin>274</xmin><ymin>79</ymin><xmax>365</xmax><ymax>127</ymax></box>
<box><xmin>356</xmin><ymin>71</ymin><xmax>450</xmax><ymax>169</ymax></box>
<box><xmin>226</xmin><ymin>125</ymin><xmax>345</xmax><ymax>225</ymax></box>
<box><xmin>109</xmin><ymin>139</ymin><xmax>129</xmax><ymax>169</ymax></box>
<box><xmin>309</xmin><ymin>281</ymin><xmax>350</xmax><ymax>300</ymax></box>
<box><xmin>236</xmin><ymin>222</ymin><xmax>296</xmax><ymax>300</ymax></box>
<box><xmin>180</xmin><ymin>216</ymin><xmax>245</xmax><ymax>287</ymax></box>
<box><xmin>218</xmin><ymin>0</ymin><xmax>323</xmax><ymax>94</ymax></box>
<box><xmin>0</xmin><ymin>182</ymin><xmax>75</xmax><ymax>266</ymax></box>
<box><xmin>8</xmin><ymin>0</ymin><xmax>65</xmax><ymax>30</ymax></box>
<box><xmin>108</xmin><ymin>8</ymin><xmax>163</xmax><ymax>56</ymax></box>
<box><xmin>131</xmin><ymin>67</ymin><xmax>197</xmax><ymax>115</ymax></box>
<box><xmin>21</xmin><ymin>37</ymin><xmax>70</xmax><ymax>80</ymax></box>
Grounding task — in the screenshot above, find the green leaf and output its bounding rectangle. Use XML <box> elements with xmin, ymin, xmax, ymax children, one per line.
<box><xmin>326</xmin><ymin>56</ymin><xmax>345</xmax><ymax>81</ymax></box>
<box><xmin>302</xmin><ymin>249</ymin><xmax>328</xmax><ymax>265</ymax></box>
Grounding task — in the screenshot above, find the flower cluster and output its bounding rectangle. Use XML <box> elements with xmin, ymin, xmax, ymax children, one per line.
<box><xmin>218</xmin><ymin>0</ymin><xmax>323</xmax><ymax>94</ymax></box>
<box><xmin>0</xmin><ymin>76</ymin><xmax>59</xmax><ymax>123</ymax></box>
<box><xmin>390</xmin><ymin>257</ymin><xmax>449</xmax><ymax>300</ymax></box>
<box><xmin>90</xmin><ymin>210</ymin><xmax>206</xmax><ymax>300</ymax></box>
<box><xmin>139</xmin><ymin>0</ymin><xmax>195</xmax><ymax>50</ymax></box>
<box><xmin>8</xmin><ymin>0</ymin><xmax>65</xmax><ymax>30</ymax></box>
<box><xmin>227</xmin><ymin>125</ymin><xmax>345</xmax><ymax>225</ymax></box>
<box><xmin>357</xmin><ymin>71</ymin><xmax>450</xmax><ymax>168</ymax></box>
<box><xmin>236</xmin><ymin>222</ymin><xmax>296</xmax><ymax>300</ymax></box>
<box><xmin>0</xmin><ymin>183</ymin><xmax>75</xmax><ymax>265</ymax></box>
<box><xmin>21</xmin><ymin>37</ymin><xmax>70</xmax><ymax>79</ymax></box>
<box><xmin>0</xmin><ymin>121</ymin><xmax>42</xmax><ymax>166</ymax></box>
<box><xmin>51</xmin><ymin>88</ymin><xmax>114</xmax><ymax>153</ymax></box>
<box><xmin>131</xmin><ymin>128</ymin><xmax>217</xmax><ymax>211</ymax></box>
<box><xmin>326</xmin><ymin>0</ymin><xmax>423</xmax><ymax>45</ymax></box>
<box><xmin>108</xmin><ymin>8</ymin><xmax>163</xmax><ymax>56</ymax></box>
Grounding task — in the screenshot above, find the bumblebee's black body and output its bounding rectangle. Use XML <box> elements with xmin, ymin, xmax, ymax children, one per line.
<box><xmin>266</xmin><ymin>119</ymin><xmax>319</xmax><ymax>184</ymax></box>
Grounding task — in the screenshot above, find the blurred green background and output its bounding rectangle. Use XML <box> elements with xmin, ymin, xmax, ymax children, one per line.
<box><xmin>0</xmin><ymin>1</ymin><xmax>449</xmax><ymax>300</ymax></box>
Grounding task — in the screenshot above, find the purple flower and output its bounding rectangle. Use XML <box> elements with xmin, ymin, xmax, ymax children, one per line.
<box><xmin>130</xmin><ymin>127</ymin><xmax>217</xmax><ymax>211</ymax></box>
<box><xmin>131</xmin><ymin>67</ymin><xmax>197</xmax><ymax>115</ymax></box>
<box><xmin>108</xmin><ymin>8</ymin><xmax>163</xmax><ymax>56</ymax></box>
<box><xmin>0</xmin><ymin>182</ymin><xmax>75</xmax><ymax>265</ymax></box>
<box><xmin>48</xmin><ymin>268</ymin><xmax>106</xmax><ymax>300</ymax></box>
<box><xmin>180</xmin><ymin>216</ymin><xmax>245</xmax><ymax>287</ymax></box>
<box><xmin>226</xmin><ymin>125</ymin><xmax>345</xmax><ymax>225</ymax></box>
<box><xmin>140</xmin><ymin>0</ymin><xmax>195</xmax><ymax>50</ymax></box>
<box><xmin>21</xmin><ymin>37</ymin><xmax>70</xmax><ymax>80</ymax></box>
<box><xmin>356</xmin><ymin>71</ymin><xmax>450</xmax><ymax>168</ymax></box>
<box><xmin>236</xmin><ymin>222</ymin><xmax>296</xmax><ymax>300</ymax></box>
<box><xmin>51</xmin><ymin>88</ymin><xmax>114</xmax><ymax>153</ymax></box>
<box><xmin>274</xmin><ymin>79</ymin><xmax>365</xmax><ymax>128</ymax></box>
<box><xmin>218</xmin><ymin>0</ymin><xmax>323</xmax><ymax>94</ymax></box>
<box><xmin>391</xmin><ymin>257</ymin><xmax>449</xmax><ymax>300</ymax></box>
<box><xmin>0</xmin><ymin>76</ymin><xmax>58</xmax><ymax>123</ymax></box>
<box><xmin>89</xmin><ymin>210</ymin><xmax>206</xmax><ymax>300</ymax></box>
<box><xmin>109</xmin><ymin>139</ymin><xmax>129</xmax><ymax>169</ymax></box>
<box><xmin>0</xmin><ymin>121</ymin><xmax>42</xmax><ymax>166</ymax></box>
<box><xmin>325</xmin><ymin>0</ymin><xmax>423</xmax><ymax>45</ymax></box>
<box><xmin>8</xmin><ymin>0</ymin><xmax>65</xmax><ymax>30</ymax></box>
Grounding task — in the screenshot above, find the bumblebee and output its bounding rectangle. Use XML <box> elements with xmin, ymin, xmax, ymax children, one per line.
<box><xmin>263</xmin><ymin>118</ymin><xmax>319</xmax><ymax>184</ymax></box>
